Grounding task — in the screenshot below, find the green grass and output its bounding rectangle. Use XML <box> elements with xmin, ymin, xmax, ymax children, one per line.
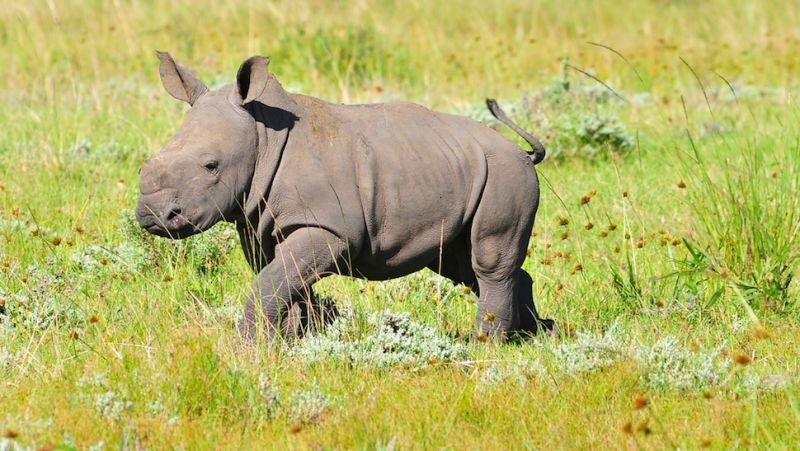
<box><xmin>1</xmin><ymin>0</ymin><xmax>800</xmax><ymax>448</ymax></box>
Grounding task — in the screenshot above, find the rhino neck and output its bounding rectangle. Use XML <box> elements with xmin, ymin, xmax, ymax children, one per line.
<box><xmin>237</xmin><ymin>74</ymin><xmax>302</xmax><ymax>265</ymax></box>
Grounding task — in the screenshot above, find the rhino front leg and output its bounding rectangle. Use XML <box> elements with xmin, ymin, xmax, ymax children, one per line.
<box><xmin>238</xmin><ymin>227</ymin><xmax>349</xmax><ymax>342</ymax></box>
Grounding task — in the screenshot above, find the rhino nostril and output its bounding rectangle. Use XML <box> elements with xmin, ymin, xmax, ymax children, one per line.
<box><xmin>164</xmin><ymin>206</ymin><xmax>181</xmax><ymax>222</ymax></box>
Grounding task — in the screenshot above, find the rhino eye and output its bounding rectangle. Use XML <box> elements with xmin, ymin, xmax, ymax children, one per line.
<box><xmin>203</xmin><ymin>160</ymin><xmax>220</xmax><ymax>174</ymax></box>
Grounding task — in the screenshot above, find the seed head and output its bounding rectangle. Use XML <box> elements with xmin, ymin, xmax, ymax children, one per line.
<box><xmin>632</xmin><ymin>395</ymin><xmax>648</xmax><ymax>410</ymax></box>
<box><xmin>751</xmin><ymin>327</ymin><xmax>769</xmax><ymax>340</ymax></box>
<box><xmin>585</xmin><ymin>222</ymin><xmax>594</xmax><ymax>230</ymax></box>
<box><xmin>677</xmin><ymin>180</ymin><xmax>687</xmax><ymax>189</ymax></box>
<box><xmin>733</xmin><ymin>353</ymin><xmax>752</xmax><ymax>366</ymax></box>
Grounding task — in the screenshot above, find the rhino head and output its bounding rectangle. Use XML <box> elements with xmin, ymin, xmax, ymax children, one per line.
<box><xmin>135</xmin><ymin>52</ymin><xmax>274</xmax><ymax>238</ymax></box>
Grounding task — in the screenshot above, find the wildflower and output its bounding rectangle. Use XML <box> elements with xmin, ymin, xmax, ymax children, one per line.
<box><xmin>751</xmin><ymin>327</ymin><xmax>769</xmax><ymax>340</ymax></box>
<box><xmin>558</xmin><ymin>217</ymin><xmax>569</xmax><ymax>226</ymax></box>
<box><xmin>677</xmin><ymin>181</ymin><xmax>687</xmax><ymax>189</ymax></box>
<box><xmin>560</xmin><ymin>231</ymin><xmax>569</xmax><ymax>240</ymax></box>
<box><xmin>608</xmin><ymin>224</ymin><xmax>617</xmax><ymax>231</ymax></box>
<box><xmin>483</xmin><ymin>312</ymin><xmax>496</xmax><ymax>322</ymax></box>
<box><xmin>580</xmin><ymin>195</ymin><xmax>591</xmax><ymax>205</ymax></box>
<box><xmin>163</xmin><ymin>275</ymin><xmax>173</xmax><ymax>282</ymax></box>
<box><xmin>571</xmin><ymin>264</ymin><xmax>583</xmax><ymax>274</ymax></box>
<box><xmin>632</xmin><ymin>395</ymin><xmax>648</xmax><ymax>410</ymax></box>
<box><xmin>621</xmin><ymin>421</ymin><xmax>633</xmax><ymax>434</ymax></box>
<box><xmin>622</xmin><ymin>191</ymin><xmax>629</xmax><ymax>198</ymax></box>
<box><xmin>51</xmin><ymin>236</ymin><xmax>62</xmax><ymax>246</ymax></box>
<box><xmin>585</xmin><ymin>222</ymin><xmax>594</xmax><ymax>230</ymax></box>
<box><xmin>733</xmin><ymin>353</ymin><xmax>752</xmax><ymax>366</ymax></box>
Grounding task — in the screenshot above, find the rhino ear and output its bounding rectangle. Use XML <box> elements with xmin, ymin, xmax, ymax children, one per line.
<box><xmin>157</xmin><ymin>51</ymin><xmax>208</xmax><ymax>105</ymax></box>
<box><xmin>236</xmin><ymin>56</ymin><xmax>270</xmax><ymax>105</ymax></box>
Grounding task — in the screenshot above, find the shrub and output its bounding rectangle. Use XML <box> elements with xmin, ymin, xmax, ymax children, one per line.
<box><xmin>0</xmin><ymin>265</ymin><xmax>84</xmax><ymax>331</ymax></box>
<box><xmin>291</xmin><ymin>309</ymin><xmax>468</xmax><ymax>369</ymax></box>
<box><xmin>287</xmin><ymin>388</ymin><xmax>332</xmax><ymax>424</ymax></box>
<box><xmin>465</xmin><ymin>59</ymin><xmax>634</xmax><ymax>161</ymax></box>
<box><xmin>552</xmin><ymin>324</ymin><xmax>623</xmax><ymax>375</ymax></box>
<box><xmin>635</xmin><ymin>336</ymin><xmax>729</xmax><ymax>391</ymax></box>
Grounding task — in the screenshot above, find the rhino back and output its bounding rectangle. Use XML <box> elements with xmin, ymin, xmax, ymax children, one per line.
<box><xmin>269</xmin><ymin>97</ymin><xmax>526</xmax><ymax>278</ymax></box>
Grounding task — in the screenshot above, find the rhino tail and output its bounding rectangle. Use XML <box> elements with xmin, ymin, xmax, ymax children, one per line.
<box><xmin>485</xmin><ymin>98</ymin><xmax>546</xmax><ymax>165</ymax></box>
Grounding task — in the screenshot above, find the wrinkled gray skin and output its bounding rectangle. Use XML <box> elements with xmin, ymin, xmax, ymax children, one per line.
<box><xmin>136</xmin><ymin>52</ymin><xmax>554</xmax><ymax>341</ymax></box>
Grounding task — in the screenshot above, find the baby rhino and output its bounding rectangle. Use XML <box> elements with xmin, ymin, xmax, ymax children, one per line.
<box><xmin>136</xmin><ymin>52</ymin><xmax>554</xmax><ymax>341</ymax></box>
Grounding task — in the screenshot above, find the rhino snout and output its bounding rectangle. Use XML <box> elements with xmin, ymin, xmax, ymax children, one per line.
<box><xmin>135</xmin><ymin>197</ymin><xmax>194</xmax><ymax>238</ymax></box>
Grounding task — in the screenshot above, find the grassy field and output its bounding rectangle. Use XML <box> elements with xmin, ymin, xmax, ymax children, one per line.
<box><xmin>1</xmin><ymin>0</ymin><xmax>799</xmax><ymax>448</ymax></box>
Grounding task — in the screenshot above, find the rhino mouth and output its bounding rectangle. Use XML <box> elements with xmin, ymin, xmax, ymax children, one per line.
<box><xmin>144</xmin><ymin>222</ymin><xmax>202</xmax><ymax>239</ymax></box>
<box><xmin>136</xmin><ymin>210</ymin><xmax>202</xmax><ymax>239</ymax></box>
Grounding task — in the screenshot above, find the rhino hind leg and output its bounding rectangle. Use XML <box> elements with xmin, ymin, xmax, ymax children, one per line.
<box><xmin>427</xmin><ymin>233</ymin><xmax>479</xmax><ymax>295</ymax></box>
<box><xmin>468</xmin><ymin>155</ymin><xmax>553</xmax><ymax>339</ymax></box>
<box><xmin>514</xmin><ymin>268</ymin><xmax>555</xmax><ymax>336</ymax></box>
